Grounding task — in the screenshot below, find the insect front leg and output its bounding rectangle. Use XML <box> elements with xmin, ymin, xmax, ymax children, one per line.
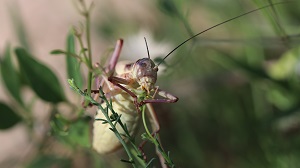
<box><xmin>139</xmin><ymin>87</ymin><xmax>178</xmax><ymax>106</ymax></box>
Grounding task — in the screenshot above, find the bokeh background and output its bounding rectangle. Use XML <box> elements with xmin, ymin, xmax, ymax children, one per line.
<box><xmin>1</xmin><ymin>0</ymin><xmax>300</xmax><ymax>167</ymax></box>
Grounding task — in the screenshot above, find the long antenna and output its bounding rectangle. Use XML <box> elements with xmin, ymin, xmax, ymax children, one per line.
<box><xmin>144</xmin><ymin>37</ymin><xmax>151</xmax><ymax>59</ymax></box>
<box><xmin>156</xmin><ymin>1</ymin><xmax>291</xmax><ymax>67</ymax></box>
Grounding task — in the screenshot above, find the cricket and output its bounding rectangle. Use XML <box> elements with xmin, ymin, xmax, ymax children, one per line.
<box><xmin>85</xmin><ymin>1</ymin><xmax>291</xmax><ymax>168</ymax></box>
<box><xmin>92</xmin><ymin>38</ymin><xmax>178</xmax><ymax>167</ymax></box>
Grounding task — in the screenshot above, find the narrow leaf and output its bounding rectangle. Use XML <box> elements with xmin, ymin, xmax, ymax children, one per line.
<box><xmin>66</xmin><ymin>32</ymin><xmax>83</xmax><ymax>88</ymax></box>
<box><xmin>15</xmin><ymin>48</ymin><xmax>66</xmax><ymax>103</ymax></box>
<box><xmin>120</xmin><ymin>159</ymin><xmax>134</xmax><ymax>164</ymax></box>
<box><xmin>145</xmin><ymin>158</ymin><xmax>156</xmax><ymax>168</ymax></box>
<box><xmin>0</xmin><ymin>102</ymin><xmax>21</xmax><ymax>129</ymax></box>
<box><xmin>50</xmin><ymin>50</ymin><xmax>65</xmax><ymax>55</ymax></box>
<box><xmin>0</xmin><ymin>45</ymin><xmax>23</xmax><ymax>105</ymax></box>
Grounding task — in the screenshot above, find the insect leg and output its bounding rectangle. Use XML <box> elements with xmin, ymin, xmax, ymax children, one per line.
<box><xmin>88</xmin><ymin>39</ymin><xmax>124</xmax><ymax>105</ymax></box>
<box><xmin>108</xmin><ymin>76</ymin><xmax>132</xmax><ymax>85</ymax></box>
<box><xmin>106</xmin><ymin>39</ymin><xmax>124</xmax><ymax>74</ymax></box>
<box><xmin>140</xmin><ymin>88</ymin><xmax>178</xmax><ymax>106</ymax></box>
<box><xmin>108</xmin><ymin>76</ymin><xmax>142</xmax><ymax>112</ymax></box>
<box><xmin>95</xmin><ymin>39</ymin><xmax>124</xmax><ymax>89</ymax></box>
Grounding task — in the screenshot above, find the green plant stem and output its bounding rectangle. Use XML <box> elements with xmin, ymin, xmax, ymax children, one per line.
<box><xmin>52</xmin><ymin>50</ymin><xmax>82</xmax><ymax>61</ymax></box>
<box><xmin>85</xmin><ymin>9</ymin><xmax>93</xmax><ymax>97</ymax></box>
<box><xmin>74</xmin><ymin>0</ymin><xmax>93</xmax><ymax>97</ymax></box>
<box><xmin>130</xmin><ymin>148</ymin><xmax>147</xmax><ymax>167</ymax></box>
<box><xmin>68</xmin><ymin>80</ymin><xmax>138</xmax><ymax>167</ymax></box>
<box><xmin>101</xmin><ymin>91</ymin><xmax>147</xmax><ymax>167</ymax></box>
<box><xmin>75</xmin><ymin>32</ymin><xmax>89</xmax><ymax>62</ymax></box>
<box><xmin>142</xmin><ymin>106</ymin><xmax>152</xmax><ymax>138</ymax></box>
<box><xmin>141</xmin><ymin>105</ymin><xmax>175</xmax><ymax>167</ymax></box>
<box><xmin>75</xmin><ymin>33</ymin><xmax>92</xmax><ymax>97</ymax></box>
<box><xmin>98</xmin><ymin>105</ymin><xmax>136</xmax><ymax>168</ymax></box>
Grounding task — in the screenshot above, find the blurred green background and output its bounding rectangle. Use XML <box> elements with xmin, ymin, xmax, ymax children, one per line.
<box><xmin>1</xmin><ymin>0</ymin><xmax>300</xmax><ymax>167</ymax></box>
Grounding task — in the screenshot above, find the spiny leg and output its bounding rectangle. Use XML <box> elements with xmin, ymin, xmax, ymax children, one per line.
<box><xmin>84</xmin><ymin>39</ymin><xmax>124</xmax><ymax>107</ymax></box>
<box><xmin>106</xmin><ymin>39</ymin><xmax>124</xmax><ymax>74</ymax></box>
<box><xmin>96</xmin><ymin>39</ymin><xmax>124</xmax><ymax>91</ymax></box>
<box><xmin>139</xmin><ymin>88</ymin><xmax>178</xmax><ymax>106</ymax></box>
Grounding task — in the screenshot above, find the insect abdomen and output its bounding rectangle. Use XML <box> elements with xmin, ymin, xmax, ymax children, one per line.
<box><xmin>93</xmin><ymin>93</ymin><xmax>140</xmax><ymax>154</ymax></box>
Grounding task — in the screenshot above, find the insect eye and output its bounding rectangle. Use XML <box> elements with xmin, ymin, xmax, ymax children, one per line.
<box><xmin>140</xmin><ymin>62</ymin><xmax>147</xmax><ymax>67</ymax></box>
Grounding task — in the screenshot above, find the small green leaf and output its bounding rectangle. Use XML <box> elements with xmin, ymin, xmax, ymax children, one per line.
<box><xmin>50</xmin><ymin>49</ymin><xmax>65</xmax><ymax>55</ymax></box>
<box><xmin>141</xmin><ymin>132</ymin><xmax>151</xmax><ymax>140</ymax></box>
<box><xmin>120</xmin><ymin>159</ymin><xmax>134</xmax><ymax>164</ymax></box>
<box><xmin>0</xmin><ymin>102</ymin><xmax>21</xmax><ymax>129</ymax></box>
<box><xmin>68</xmin><ymin>79</ymin><xmax>84</xmax><ymax>95</ymax></box>
<box><xmin>0</xmin><ymin>45</ymin><xmax>23</xmax><ymax>105</ymax></box>
<box><xmin>66</xmin><ymin>32</ymin><xmax>83</xmax><ymax>88</ymax></box>
<box><xmin>15</xmin><ymin>48</ymin><xmax>66</xmax><ymax>103</ymax></box>
<box><xmin>110</xmin><ymin>112</ymin><xmax>119</xmax><ymax>121</ymax></box>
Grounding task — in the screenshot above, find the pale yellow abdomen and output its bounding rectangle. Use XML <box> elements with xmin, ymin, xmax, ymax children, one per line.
<box><xmin>92</xmin><ymin>92</ymin><xmax>140</xmax><ymax>154</ymax></box>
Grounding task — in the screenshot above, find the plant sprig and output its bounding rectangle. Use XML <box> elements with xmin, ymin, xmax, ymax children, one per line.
<box><xmin>68</xmin><ymin>79</ymin><xmax>147</xmax><ymax>167</ymax></box>
<box><xmin>141</xmin><ymin>105</ymin><xmax>175</xmax><ymax>168</ymax></box>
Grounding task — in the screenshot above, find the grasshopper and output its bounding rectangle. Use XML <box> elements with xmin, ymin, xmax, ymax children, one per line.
<box><xmin>91</xmin><ymin>2</ymin><xmax>290</xmax><ymax>167</ymax></box>
<box><xmin>92</xmin><ymin>39</ymin><xmax>177</xmax><ymax>166</ymax></box>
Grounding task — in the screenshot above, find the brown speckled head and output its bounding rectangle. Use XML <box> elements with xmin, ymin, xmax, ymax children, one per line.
<box><xmin>132</xmin><ymin>58</ymin><xmax>158</xmax><ymax>93</ymax></box>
